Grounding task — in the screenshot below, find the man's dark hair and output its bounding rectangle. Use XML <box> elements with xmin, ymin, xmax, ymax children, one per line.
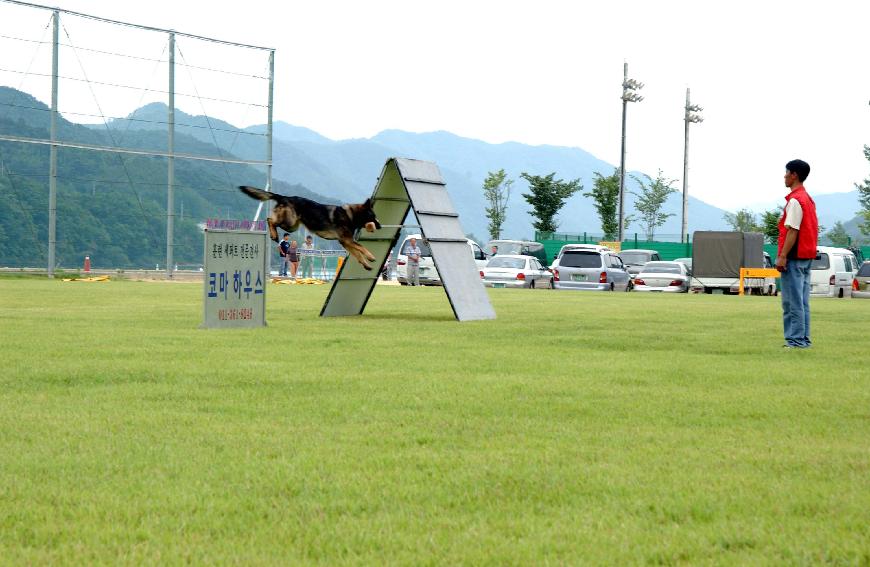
<box><xmin>786</xmin><ymin>159</ymin><xmax>810</xmax><ymax>182</ymax></box>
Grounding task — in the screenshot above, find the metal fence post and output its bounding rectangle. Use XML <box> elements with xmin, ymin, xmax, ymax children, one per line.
<box><xmin>48</xmin><ymin>10</ymin><xmax>58</xmax><ymax>277</ymax></box>
<box><xmin>166</xmin><ymin>31</ymin><xmax>175</xmax><ymax>279</ymax></box>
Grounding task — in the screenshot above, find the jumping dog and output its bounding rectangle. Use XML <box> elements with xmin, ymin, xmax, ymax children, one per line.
<box><xmin>239</xmin><ymin>186</ymin><xmax>382</xmax><ymax>270</ymax></box>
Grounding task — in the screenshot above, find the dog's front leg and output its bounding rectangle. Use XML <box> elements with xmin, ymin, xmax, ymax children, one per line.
<box><xmin>355</xmin><ymin>241</ymin><xmax>376</xmax><ymax>262</ymax></box>
<box><xmin>341</xmin><ymin>239</ymin><xmax>372</xmax><ymax>270</ymax></box>
<box><xmin>267</xmin><ymin>218</ymin><xmax>279</xmax><ymax>242</ymax></box>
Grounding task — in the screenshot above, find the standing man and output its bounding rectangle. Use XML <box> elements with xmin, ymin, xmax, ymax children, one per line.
<box><xmin>278</xmin><ymin>233</ymin><xmax>291</xmax><ymax>277</ymax></box>
<box><xmin>300</xmin><ymin>235</ymin><xmax>315</xmax><ymax>279</ymax></box>
<box><xmin>406</xmin><ymin>237</ymin><xmax>422</xmax><ymax>286</ymax></box>
<box><xmin>776</xmin><ymin>159</ymin><xmax>818</xmax><ymax>349</ymax></box>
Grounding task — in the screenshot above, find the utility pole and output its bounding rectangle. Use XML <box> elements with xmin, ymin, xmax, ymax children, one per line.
<box><xmin>619</xmin><ymin>62</ymin><xmax>643</xmax><ymax>243</ymax></box>
<box><xmin>681</xmin><ymin>88</ymin><xmax>703</xmax><ymax>244</ymax></box>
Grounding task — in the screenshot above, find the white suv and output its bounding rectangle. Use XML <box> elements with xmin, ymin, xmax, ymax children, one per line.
<box><xmin>396</xmin><ymin>234</ymin><xmax>487</xmax><ymax>285</ymax></box>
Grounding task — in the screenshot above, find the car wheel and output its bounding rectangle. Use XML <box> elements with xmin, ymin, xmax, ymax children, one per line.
<box><xmin>530</xmin><ymin>279</ymin><xmax>535</xmax><ymax>289</ymax></box>
<box><xmin>549</xmin><ymin>278</ymin><xmax>554</xmax><ymax>289</ymax></box>
<box><xmin>610</xmin><ymin>282</ymin><xmax>615</xmax><ymax>291</ymax></box>
<box><xmin>625</xmin><ymin>281</ymin><xmax>633</xmax><ymax>292</ymax></box>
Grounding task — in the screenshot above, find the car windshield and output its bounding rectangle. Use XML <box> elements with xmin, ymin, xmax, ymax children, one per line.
<box><xmin>559</xmin><ymin>251</ymin><xmax>601</xmax><ymax>268</ymax></box>
<box><xmin>402</xmin><ymin>240</ymin><xmax>432</xmax><ymax>257</ymax></box>
<box><xmin>487</xmin><ymin>257</ymin><xmax>525</xmax><ymax>269</ymax></box>
<box><xmin>641</xmin><ymin>262</ymin><xmax>682</xmax><ymax>274</ymax></box>
<box><xmin>858</xmin><ymin>263</ymin><xmax>870</xmax><ymax>277</ymax></box>
<box><xmin>488</xmin><ymin>241</ymin><xmax>523</xmax><ymax>255</ymax></box>
<box><xmin>811</xmin><ymin>253</ymin><xmax>829</xmax><ymax>270</ymax></box>
<box><xmin>619</xmin><ymin>251</ymin><xmax>651</xmax><ymax>264</ymax></box>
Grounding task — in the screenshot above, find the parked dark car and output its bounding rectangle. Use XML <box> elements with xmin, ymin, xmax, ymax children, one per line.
<box><xmin>852</xmin><ymin>260</ymin><xmax>870</xmax><ymax>299</ymax></box>
<box><xmin>619</xmin><ymin>249</ymin><xmax>661</xmax><ymax>279</ymax></box>
<box><xmin>486</xmin><ymin>239</ymin><xmax>549</xmax><ymax>267</ymax></box>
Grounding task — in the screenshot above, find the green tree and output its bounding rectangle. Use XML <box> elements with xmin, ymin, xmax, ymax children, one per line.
<box><xmin>482</xmin><ymin>169</ymin><xmax>513</xmax><ymax>240</ymax></box>
<box><xmin>856</xmin><ymin>145</ymin><xmax>870</xmax><ymax>236</ymax></box>
<box><xmin>630</xmin><ymin>170</ymin><xmax>678</xmax><ymax>241</ymax></box>
<box><xmin>583</xmin><ymin>169</ymin><xmax>620</xmax><ymax>240</ymax></box>
<box><xmin>825</xmin><ymin>221</ymin><xmax>851</xmax><ymax>247</ymax></box>
<box><xmin>520</xmin><ymin>172</ymin><xmax>582</xmax><ymax>235</ymax></box>
<box><xmin>759</xmin><ymin>208</ymin><xmax>781</xmax><ymax>244</ymax></box>
<box><xmin>723</xmin><ymin>208</ymin><xmax>759</xmax><ymax>233</ymax></box>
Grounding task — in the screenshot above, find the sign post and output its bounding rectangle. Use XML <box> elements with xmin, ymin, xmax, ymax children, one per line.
<box><xmin>202</xmin><ymin>229</ymin><xmax>268</xmax><ymax>328</ymax></box>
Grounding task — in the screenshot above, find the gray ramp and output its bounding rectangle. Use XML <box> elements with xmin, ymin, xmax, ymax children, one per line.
<box><xmin>321</xmin><ymin>157</ymin><xmax>495</xmax><ymax>322</ymax></box>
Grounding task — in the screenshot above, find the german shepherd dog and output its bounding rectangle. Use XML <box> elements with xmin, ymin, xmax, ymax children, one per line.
<box><xmin>239</xmin><ymin>186</ymin><xmax>382</xmax><ymax>270</ymax></box>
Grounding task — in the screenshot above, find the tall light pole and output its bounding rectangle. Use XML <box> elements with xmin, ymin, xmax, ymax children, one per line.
<box><xmin>681</xmin><ymin>88</ymin><xmax>703</xmax><ymax>244</ymax></box>
<box><xmin>619</xmin><ymin>62</ymin><xmax>643</xmax><ymax>243</ymax></box>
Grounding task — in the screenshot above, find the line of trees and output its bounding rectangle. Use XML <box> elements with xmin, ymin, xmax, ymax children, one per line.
<box><xmin>483</xmin><ymin>142</ymin><xmax>870</xmax><ymax>244</ymax></box>
<box><xmin>481</xmin><ymin>170</ymin><xmax>582</xmax><ymax>240</ymax></box>
<box><xmin>721</xmin><ymin>207</ymin><xmax>858</xmax><ymax>247</ymax></box>
<box><xmin>857</xmin><ymin>145</ymin><xmax>870</xmax><ymax>238</ymax></box>
<box><xmin>481</xmin><ymin>168</ymin><xmax>678</xmax><ymax>242</ymax></box>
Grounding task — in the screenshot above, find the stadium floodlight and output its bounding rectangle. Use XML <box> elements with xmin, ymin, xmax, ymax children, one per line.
<box><xmin>618</xmin><ymin>63</ymin><xmax>644</xmax><ymax>242</ymax></box>
<box><xmin>681</xmin><ymin>88</ymin><xmax>704</xmax><ymax>244</ymax></box>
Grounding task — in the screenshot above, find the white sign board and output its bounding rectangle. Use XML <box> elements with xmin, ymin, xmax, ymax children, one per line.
<box><xmin>202</xmin><ymin>229</ymin><xmax>268</xmax><ymax>328</ymax></box>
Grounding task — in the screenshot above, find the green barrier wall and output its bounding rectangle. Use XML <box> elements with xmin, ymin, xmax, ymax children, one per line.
<box><xmin>538</xmin><ymin>234</ymin><xmax>869</xmax><ymax>264</ymax></box>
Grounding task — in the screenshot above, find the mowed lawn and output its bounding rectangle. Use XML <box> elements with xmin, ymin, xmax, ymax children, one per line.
<box><xmin>1</xmin><ymin>277</ymin><xmax>868</xmax><ymax>565</ymax></box>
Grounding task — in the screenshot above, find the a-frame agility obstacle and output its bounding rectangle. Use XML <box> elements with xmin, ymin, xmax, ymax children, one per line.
<box><xmin>320</xmin><ymin>158</ymin><xmax>496</xmax><ymax>322</ymax></box>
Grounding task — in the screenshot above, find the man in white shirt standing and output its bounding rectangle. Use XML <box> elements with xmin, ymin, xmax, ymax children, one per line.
<box><xmin>406</xmin><ymin>237</ymin><xmax>422</xmax><ymax>286</ymax></box>
<box><xmin>300</xmin><ymin>235</ymin><xmax>315</xmax><ymax>279</ymax></box>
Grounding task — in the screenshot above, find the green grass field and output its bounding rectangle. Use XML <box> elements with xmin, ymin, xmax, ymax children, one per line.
<box><xmin>1</xmin><ymin>277</ymin><xmax>869</xmax><ymax>565</ymax></box>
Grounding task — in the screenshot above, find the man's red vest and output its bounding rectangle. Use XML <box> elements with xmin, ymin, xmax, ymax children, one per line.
<box><xmin>777</xmin><ymin>186</ymin><xmax>818</xmax><ymax>260</ymax></box>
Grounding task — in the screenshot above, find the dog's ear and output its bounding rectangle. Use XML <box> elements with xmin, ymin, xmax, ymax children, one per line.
<box><xmin>364</xmin><ymin>198</ymin><xmax>373</xmax><ymax>208</ymax></box>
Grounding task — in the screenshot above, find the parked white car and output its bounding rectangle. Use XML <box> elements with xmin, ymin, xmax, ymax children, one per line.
<box><xmin>632</xmin><ymin>261</ymin><xmax>690</xmax><ymax>293</ymax></box>
<box><xmin>480</xmin><ymin>254</ymin><xmax>553</xmax><ymax>289</ymax></box>
<box><xmin>396</xmin><ymin>234</ymin><xmax>487</xmax><ymax>285</ymax></box>
<box><xmin>810</xmin><ymin>246</ymin><xmax>860</xmax><ymax>297</ymax></box>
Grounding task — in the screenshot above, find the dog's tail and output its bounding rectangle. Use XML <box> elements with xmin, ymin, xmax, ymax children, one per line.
<box><xmin>239</xmin><ymin>185</ymin><xmax>277</xmax><ymax>202</ymax></box>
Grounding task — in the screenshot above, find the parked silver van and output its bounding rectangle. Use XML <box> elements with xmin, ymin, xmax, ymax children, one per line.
<box><xmin>553</xmin><ymin>249</ymin><xmax>631</xmax><ymax>291</ymax></box>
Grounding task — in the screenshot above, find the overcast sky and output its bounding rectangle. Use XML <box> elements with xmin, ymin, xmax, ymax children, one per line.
<box><xmin>2</xmin><ymin>0</ymin><xmax>869</xmax><ymax>212</ymax></box>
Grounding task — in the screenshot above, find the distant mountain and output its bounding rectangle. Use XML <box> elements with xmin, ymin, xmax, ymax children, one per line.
<box><xmin>365</xmin><ymin>129</ymin><xmax>731</xmax><ymax>240</ymax></box>
<box><xmin>109</xmin><ymin>105</ymin><xmax>735</xmax><ymax>241</ymax></box>
<box><xmin>832</xmin><ymin>214</ymin><xmax>868</xmax><ymax>246</ymax></box>
<box><xmin>63</xmin><ymin>99</ymin><xmax>870</xmax><ymax>242</ymax></box>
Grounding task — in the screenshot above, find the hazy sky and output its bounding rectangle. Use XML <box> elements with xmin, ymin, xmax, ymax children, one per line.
<box><xmin>2</xmin><ymin>0</ymin><xmax>869</xmax><ymax>212</ymax></box>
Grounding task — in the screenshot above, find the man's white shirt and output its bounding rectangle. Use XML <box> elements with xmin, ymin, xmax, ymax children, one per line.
<box><xmin>784</xmin><ymin>199</ymin><xmax>803</xmax><ymax>230</ymax></box>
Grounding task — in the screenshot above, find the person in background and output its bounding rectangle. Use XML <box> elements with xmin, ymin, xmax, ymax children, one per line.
<box><xmin>288</xmin><ymin>239</ymin><xmax>300</xmax><ymax>279</ymax></box>
<box><xmin>382</xmin><ymin>251</ymin><xmax>392</xmax><ymax>281</ymax></box>
<box><xmin>776</xmin><ymin>159</ymin><xmax>818</xmax><ymax>349</ymax></box>
<box><xmin>278</xmin><ymin>233</ymin><xmax>290</xmax><ymax>277</ymax></box>
<box><xmin>300</xmin><ymin>235</ymin><xmax>315</xmax><ymax>279</ymax></box>
<box><xmin>406</xmin><ymin>237</ymin><xmax>422</xmax><ymax>286</ymax></box>
<box><xmin>490</xmin><ymin>245</ymin><xmax>498</xmax><ymax>257</ymax></box>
